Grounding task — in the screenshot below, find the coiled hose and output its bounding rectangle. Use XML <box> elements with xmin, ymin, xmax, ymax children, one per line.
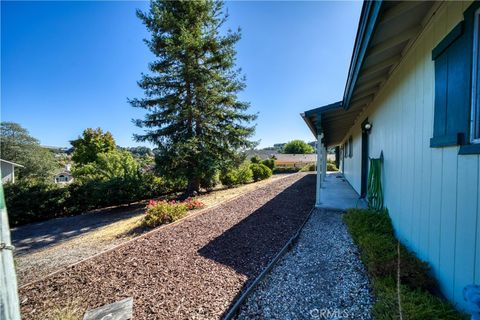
<box><xmin>367</xmin><ymin>157</ymin><xmax>383</xmax><ymax>211</ymax></box>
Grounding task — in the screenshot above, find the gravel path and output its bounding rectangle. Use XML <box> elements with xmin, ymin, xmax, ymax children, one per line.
<box><xmin>236</xmin><ymin>209</ymin><xmax>373</xmax><ymax>320</ymax></box>
<box><xmin>19</xmin><ymin>173</ymin><xmax>315</xmax><ymax>320</ymax></box>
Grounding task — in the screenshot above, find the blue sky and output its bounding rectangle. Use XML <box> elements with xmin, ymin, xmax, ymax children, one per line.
<box><xmin>1</xmin><ymin>1</ymin><xmax>362</xmax><ymax>148</ymax></box>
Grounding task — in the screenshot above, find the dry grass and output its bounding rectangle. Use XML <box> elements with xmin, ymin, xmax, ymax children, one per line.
<box><xmin>42</xmin><ymin>300</ymin><xmax>82</xmax><ymax>320</ymax></box>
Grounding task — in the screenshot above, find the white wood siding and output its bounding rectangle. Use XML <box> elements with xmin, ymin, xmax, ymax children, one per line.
<box><xmin>1</xmin><ymin>162</ymin><xmax>14</xmax><ymax>184</ymax></box>
<box><xmin>340</xmin><ymin>1</ymin><xmax>479</xmax><ymax>310</ymax></box>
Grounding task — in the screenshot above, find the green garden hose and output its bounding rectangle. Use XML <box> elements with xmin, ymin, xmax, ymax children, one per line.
<box><xmin>367</xmin><ymin>157</ymin><xmax>383</xmax><ymax>211</ymax></box>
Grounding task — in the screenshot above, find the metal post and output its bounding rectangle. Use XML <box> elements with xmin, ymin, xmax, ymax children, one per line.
<box><xmin>0</xmin><ymin>184</ymin><xmax>21</xmax><ymax>320</ymax></box>
<box><xmin>315</xmin><ymin>134</ymin><xmax>323</xmax><ymax>207</ymax></box>
<box><xmin>322</xmin><ymin>147</ymin><xmax>327</xmax><ymax>182</ymax></box>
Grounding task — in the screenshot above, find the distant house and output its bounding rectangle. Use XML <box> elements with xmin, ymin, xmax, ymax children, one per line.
<box><xmin>302</xmin><ymin>1</ymin><xmax>480</xmax><ymax>310</ymax></box>
<box><xmin>54</xmin><ymin>164</ymin><xmax>74</xmax><ymax>184</ymax></box>
<box><xmin>54</xmin><ymin>171</ymin><xmax>73</xmax><ymax>184</ymax></box>
<box><xmin>274</xmin><ymin>154</ymin><xmax>316</xmax><ymax>168</ymax></box>
<box><xmin>245</xmin><ymin>150</ymin><xmax>317</xmax><ymax>168</ymax></box>
<box><xmin>1</xmin><ymin>159</ymin><xmax>24</xmax><ymax>184</ymax></box>
<box><xmin>244</xmin><ymin>149</ymin><xmax>278</xmax><ymax>160</ymax></box>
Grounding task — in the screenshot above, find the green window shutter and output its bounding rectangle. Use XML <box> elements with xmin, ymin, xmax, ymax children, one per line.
<box><xmin>430</xmin><ymin>1</ymin><xmax>480</xmax><ymax>148</ymax></box>
<box><xmin>430</xmin><ymin>21</ymin><xmax>471</xmax><ymax>147</ymax></box>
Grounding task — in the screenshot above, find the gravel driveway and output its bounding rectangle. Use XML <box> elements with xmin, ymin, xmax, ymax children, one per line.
<box><xmin>19</xmin><ymin>173</ymin><xmax>315</xmax><ymax>320</ymax></box>
<box><xmin>236</xmin><ymin>209</ymin><xmax>373</xmax><ymax>320</ymax></box>
<box><xmin>11</xmin><ymin>204</ymin><xmax>145</xmax><ymax>256</ymax></box>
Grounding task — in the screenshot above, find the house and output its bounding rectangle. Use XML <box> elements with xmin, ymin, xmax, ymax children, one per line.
<box><xmin>54</xmin><ymin>164</ymin><xmax>74</xmax><ymax>184</ymax></box>
<box><xmin>302</xmin><ymin>0</ymin><xmax>480</xmax><ymax>311</ymax></box>
<box><xmin>54</xmin><ymin>171</ymin><xmax>73</xmax><ymax>184</ymax></box>
<box><xmin>245</xmin><ymin>150</ymin><xmax>318</xmax><ymax>168</ymax></box>
<box><xmin>245</xmin><ymin>149</ymin><xmax>278</xmax><ymax>161</ymax></box>
<box><xmin>274</xmin><ymin>154</ymin><xmax>317</xmax><ymax>168</ymax></box>
<box><xmin>1</xmin><ymin>159</ymin><xmax>24</xmax><ymax>184</ymax></box>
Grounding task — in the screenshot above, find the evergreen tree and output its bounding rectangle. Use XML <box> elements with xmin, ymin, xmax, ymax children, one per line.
<box><xmin>130</xmin><ymin>0</ymin><xmax>256</xmax><ymax>194</ymax></box>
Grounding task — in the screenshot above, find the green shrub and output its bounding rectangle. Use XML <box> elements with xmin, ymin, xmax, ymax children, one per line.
<box><xmin>236</xmin><ymin>163</ymin><xmax>253</xmax><ymax>184</ymax></box>
<box><xmin>261</xmin><ymin>158</ymin><xmax>275</xmax><ymax>170</ymax></box>
<box><xmin>343</xmin><ymin>208</ymin><xmax>394</xmax><ymax>240</ymax></box>
<box><xmin>327</xmin><ymin>162</ymin><xmax>338</xmax><ymax>171</ymax></box>
<box><xmin>343</xmin><ymin>209</ymin><xmax>464</xmax><ymax>319</ymax></box>
<box><xmin>273</xmin><ymin>167</ymin><xmax>301</xmax><ymax>174</ymax></box>
<box><xmin>5</xmin><ymin>173</ymin><xmax>168</xmax><ymax>227</ymax></box>
<box><xmin>143</xmin><ymin>201</ymin><xmax>188</xmax><ymax>228</ymax></box>
<box><xmin>4</xmin><ymin>181</ymin><xmax>69</xmax><ymax>226</ymax></box>
<box><xmin>200</xmin><ymin>170</ymin><xmax>219</xmax><ymax>191</ymax></box>
<box><xmin>372</xmin><ymin>278</ymin><xmax>465</xmax><ymax>320</ymax></box>
<box><xmin>300</xmin><ymin>163</ymin><xmax>316</xmax><ymax>172</ymax></box>
<box><xmin>250</xmin><ymin>155</ymin><xmax>261</xmax><ymax>163</ymax></box>
<box><xmin>326</xmin><ymin>159</ymin><xmax>338</xmax><ymax>171</ymax></box>
<box><xmin>344</xmin><ymin>209</ymin><xmax>435</xmax><ymax>292</ymax></box>
<box><xmin>250</xmin><ymin>163</ymin><xmax>272</xmax><ymax>181</ymax></box>
<box><xmin>163</xmin><ymin>176</ymin><xmax>188</xmax><ymax>193</ymax></box>
<box><xmin>220</xmin><ymin>162</ymin><xmax>253</xmax><ymax>187</ymax></box>
<box><xmin>219</xmin><ymin>169</ymin><xmax>238</xmax><ymax>187</ymax></box>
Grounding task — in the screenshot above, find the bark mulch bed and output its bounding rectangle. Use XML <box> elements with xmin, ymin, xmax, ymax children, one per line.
<box><xmin>20</xmin><ymin>173</ymin><xmax>315</xmax><ymax>320</ymax></box>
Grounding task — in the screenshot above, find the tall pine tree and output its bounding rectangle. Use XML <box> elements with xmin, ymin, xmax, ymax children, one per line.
<box><xmin>130</xmin><ymin>0</ymin><xmax>256</xmax><ymax>194</ymax></box>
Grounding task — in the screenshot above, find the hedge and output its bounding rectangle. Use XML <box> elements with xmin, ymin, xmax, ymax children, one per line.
<box><xmin>4</xmin><ymin>173</ymin><xmax>168</xmax><ymax>227</ymax></box>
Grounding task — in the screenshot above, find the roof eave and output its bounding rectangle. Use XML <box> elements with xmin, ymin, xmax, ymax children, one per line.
<box><xmin>301</xmin><ymin>101</ymin><xmax>343</xmax><ymax>139</ymax></box>
<box><xmin>301</xmin><ymin>112</ymin><xmax>318</xmax><ymax>138</ymax></box>
<box><xmin>0</xmin><ymin>159</ymin><xmax>25</xmax><ymax>168</ymax></box>
<box><xmin>342</xmin><ymin>0</ymin><xmax>383</xmax><ymax>110</ymax></box>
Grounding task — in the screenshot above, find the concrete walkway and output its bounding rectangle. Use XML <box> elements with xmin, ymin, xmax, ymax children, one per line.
<box><xmin>316</xmin><ymin>172</ymin><xmax>367</xmax><ymax>210</ymax></box>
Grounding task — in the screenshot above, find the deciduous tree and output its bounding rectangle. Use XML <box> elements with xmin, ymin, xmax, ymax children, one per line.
<box><xmin>72</xmin><ymin>150</ymin><xmax>140</xmax><ymax>182</ymax></box>
<box><xmin>0</xmin><ymin>122</ymin><xmax>57</xmax><ymax>182</ymax></box>
<box><xmin>70</xmin><ymin>128</ymin><xmax>116</xmax><ymax>165</ymax></box>
<box><xmin>283</xmin><ymin>140</ymin><xmax>315</xmax><ymax>154</ymax></box>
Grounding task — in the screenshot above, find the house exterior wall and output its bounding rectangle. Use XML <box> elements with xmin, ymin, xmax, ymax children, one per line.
<box><xmin>1</xmin><ymin>162</ymin><xmax>14</xmax><ymax>184</ymax></box>
<box><xmin>340</xmin><ymin>1</ymin><xmax>479</xmax><ymax>310</ymax></box>
<box><xmin>341</xmin><ymin>125</ymin><xmax>363</xmax><ymax>194</ymax></box>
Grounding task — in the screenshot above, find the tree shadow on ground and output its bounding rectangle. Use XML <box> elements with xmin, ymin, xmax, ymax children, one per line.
<box><xmin>11</xmin><ymin>203</ymin><xmax>146</xmax><ymax>255</ymax></box>
<box><xmin>197</xmin><ymin>173</ymin><xmax>316</xmax><ymax>317</ymax></box>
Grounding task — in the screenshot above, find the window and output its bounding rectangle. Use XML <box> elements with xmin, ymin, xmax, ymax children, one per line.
<box><xmin>471</xmin><ymin>7</ymin><xmax>480</xmax><ymax>143</ymax></box>
<box><xmin>430</xmin><ymin>1</ymin><xmax>480</xmax><ymax>154</ymax></box>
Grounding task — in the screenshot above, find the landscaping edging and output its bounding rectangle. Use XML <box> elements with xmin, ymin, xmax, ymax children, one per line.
<box><xmin>222</xmin><ymin>205</ymin><xmax>315</xmax><ymax>320</ymax></box>
<box><xmin>19</xmin><ymin>172</ymin><xmax>299</xmax><ymax>291</ymax></box>
<box><xmin>20</xmin><ymin>173</ymin><xmax>316</xmax><ymax>319</ymax></box>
